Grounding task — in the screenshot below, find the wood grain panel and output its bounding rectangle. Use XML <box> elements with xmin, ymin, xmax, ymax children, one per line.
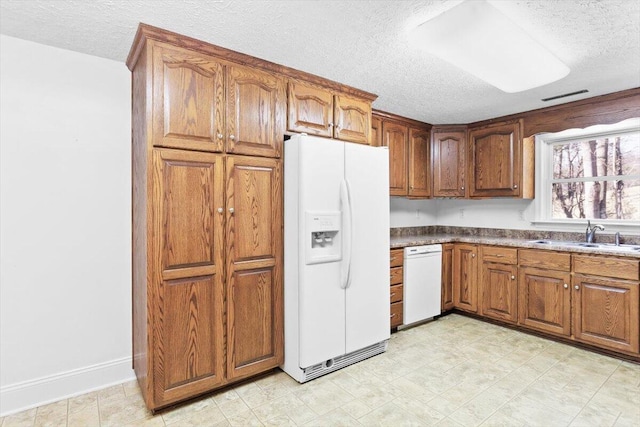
<box><xmin>226</xmin><ymin>65</ymin><xmax>285</xmax><ymax>158</ymax></box>
<box><xmin>390</xmin><ymin>284</ymin><xmax>403</xmax><ymax>304</ymax></box>
<box><xmin>408</xmin><ymin>127</ymin><xmax>431</xmax><ymax>198</ymax></box>
<box><xmin>334</xmin><ymin>95</ymin><xmax>371</xmax><ymax>144</ymax></box>
<box><xmin>225</xmin><ymin>156</ymin><xmax>283</xmax><ymax>381</ymax></box>
<box><xmin>481</xmin><ymin>246</ymin><xmax>518</xmax><ymax>265</ymax></box>
<box><xmin>152</xmin><ymin>44</ymin><xmax>224</xmax><ymax>152</ymax></box>
<box><xmin>519</xmin><ymin>249</ymin><xmax>571</xmax><ymax>270</ymax></box>
<box><xmin>573</xmin><ymin>255</ymin><xmax>639</xmax><ymax>281</ymax></box>
<box><xmin>431</xmin><ymin>128</ymin><xmax>466</xmax><ymax>197</ymax></box>
<box><xmin>154</xmin><ymin>150</ymin><xmax>223</xmax><ymax>277</ymax></box>
<box><xmin>481</xmin><ymin>263</ymin><xmax>518</xmax><ymax>323</ymax></box>
<box><xmin>390</xmin><ymin>249</ymin><xmax>404</xmax><ymax>268</ymax></box>
<box><xmin>287</xmin><ymin>80</ymin><xmax>333</xmax><ymax>137</ymax></box>
<box><xmin>441</xmin><ymin>244</ymin><xmax>454</xmax><ymax>311</ymax></box>
<box><xmin>390</xmin><ymin>266</ymin><xmax>403</xmax><ymax>286</ymax></box>
<box><xmin>518</xmin><ymin>267</ymin><xmax>571</xmax><ymax>336</ymax></box>
<box><xmin>390</xmin><ymin>301</ymin><xmax>403</xmax><ymax>328</ymax></box>
<box><xmin>468</xmin><ymin>120</ymin><xmax>521</xmax><ymax>197</ymax></box>
<box><xmin>573</xmin><ymin>275</ymin><xmax>639</xmax><ymax>354</ymax></box>
<box><xmin>371</xmin><ymin>115</ymin><xmax>383</xmax><ymax>147</ymax></box>
<box><xmin>453</xmin><ymin>244</ymin><xmax>478</xmax><ymax>312</ymax></box>
<box><xmin>383</xmin><ymin>122</ymin><xmax>408</xmax><ymax>196</ymax></box>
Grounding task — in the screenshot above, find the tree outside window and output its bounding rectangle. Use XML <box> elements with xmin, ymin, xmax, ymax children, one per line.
<box><xmin>550</xmin><ymin>132</ymin><xmax>640</xmax><ymax>221</ymax></box>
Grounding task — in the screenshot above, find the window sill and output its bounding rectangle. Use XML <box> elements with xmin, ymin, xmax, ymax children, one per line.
<box><xmin>530</xmin><ymin>219</ymin><xmax>640</xmax><ymax>235</ymax></box>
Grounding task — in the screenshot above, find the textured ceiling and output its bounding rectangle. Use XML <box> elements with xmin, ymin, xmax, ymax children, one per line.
<box><xmin>1</xmin><ymin>0</ymin><xmax>639</xmax><ymax>124</ymax></box>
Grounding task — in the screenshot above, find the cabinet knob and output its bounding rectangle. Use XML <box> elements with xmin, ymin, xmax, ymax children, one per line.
<box><xmin>390</xmin><ymin>293</ymin><xmax>396</xmax><ymax>297</ymax></box>
<box><xmin>513</xmin><ymin>184</ymin><xmax>518</xmax><ymax>189</ymax></box>
<box><xmin>511</xmin><ymin>275</ymin><xmax>515</xmax><ymax>280</ymax></box>
<box><xmin>471</xmin><ymin>253</ymin><xmax>476</xmax><ymax>258</ymax></box>
<box><xmin>564</xmin><ymin>283</ymin><xmax>568</xmax><ymax>289</ymax></box>
<box><xmin>328</xmin><ymin>122</ymin><xmax>334</xmax><ymax>129</ymax></box>
<box><xmin>229</xmin><ymin>207</ymin><xmax>235</xmax><ymax>214</ymax></box>
<box><xmin>229</xmin><ymin>135</ymin><xmax>235</xmax><ymax>141</ymax></box>
<box><xmin>574</xmin><ymin>285</ymin><xmax>580</xmax><ymax>290</ymax></box>
<box><xmin>217</xmin><ymin>207</ymin><xmax>223</xmax><ymax>214</ymax></box>
<box><xmin>217</xmin><ymin>133</ymin><xmax>223</xmax><ymax>140</ymax></box>
<box><xmin>461</xmin><ymin>186</ymin><xmax>465</xmax><ymax>190</ymax></box>
<box><xmin>390</xmin><ymin>313</ymin><xmax>396</xmax><ymax>318</ymax></box>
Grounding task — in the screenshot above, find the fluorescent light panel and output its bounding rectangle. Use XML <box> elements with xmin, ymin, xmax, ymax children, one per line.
<box><xmin>410</xmin><ymin>0</ymin><xmax>570</xmax><ymax>93</ymax></box>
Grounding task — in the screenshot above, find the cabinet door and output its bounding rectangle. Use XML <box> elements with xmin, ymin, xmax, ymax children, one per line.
<box><xmin>334</xmin><ymin>95</ymin><xmax>371</xmax><ymax>144</ymax></box>
<box><xmin>518</xmin><ymin>267</ymin><xmax>571</xmax><ymax>337</ymax></box>
<box><xmin>152</xmin><ymin>149</ymin><xmax>225</xmax><ymax>405</ymax></box>
<box><xmin>287</xmin><ymin>81</ymin><xmax>334</xmax><ymax>137</ymax></box>
<box><xmin>481</xmin><ymin>263</ymin><xmax>518</xmax><ymax>323</ymax></box>
<box><xmin>226</xmin><ymin>65</ymin><xmax>285</xmax><ymax>158</ymax></box>
<box><xmin>432</xmin><ymin>130</ymin><xmax>466</xmax><ymax>197</ymax></box>
<box><xmin>573</xmin><ymin>275</ymin><xmax>639</xmax><ymax>354</ymax></box>
<box><xmin>371</xmin><ymin>115</ymin><xmax>383</xmax><ymax>147</ymax></box>
<box><xmin>453</xmin><ymin>244</ymin><xmax>478</xmax><ymax>312</ymax></box>
<box><xmin>225</xmin><ymin>156</ymin><xmax>283</xmax><ymax>380</ymax></box>
<box><xmin>441</xmin><ymin>244</ymin><xmax>454</xmax><ymax>311</ymax></box>
<box><xmin>382</xmin><ymin>122</ymin><xmax>408</xmax><ymax>196</ymax></box>
<box><xmin>408</xmin><ymin>128</ymin><xmax>431</xmax><ymax>198</ymax></box>
<box><xmin>152</xmin><ymin>45</ymin><xmax>224</xmax><ymax>152</ymax></box>
<box><xmin>468</xmin><ymin>121</ymin><xmax>521</xmax><ymax>197</ymax></box>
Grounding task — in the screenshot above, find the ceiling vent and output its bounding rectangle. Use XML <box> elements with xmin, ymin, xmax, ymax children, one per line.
<box><xmin>541</xmin><ymin>89</ymin><xmax>589</xmax><ymax>102</ymax></box>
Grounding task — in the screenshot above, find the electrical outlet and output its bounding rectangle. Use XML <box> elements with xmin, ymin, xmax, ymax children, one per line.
<box><xmin>416</xmin><ymin>209</ymin><xmax>421</xmax><ymax>218</ymax></box>
<box><xmin>460</xmin><ymin>209</ymin><xmax>465</xmax><ymax>219</ymax></box>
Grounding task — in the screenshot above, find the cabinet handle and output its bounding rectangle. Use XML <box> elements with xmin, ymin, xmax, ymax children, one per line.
<box><xmin>217</xmin><ymin>133</ymin><xmax>223</xmax><ymax>140</ymax></box>
<box><xmin>471</xmin><ymin>253</ymin><xmax>476</xmax><ymax>258</ymax></box>
<box><xmin>511</xmin><ymin>275</ymin><xmax>515</xmax><ymax>280</ymax></box>
<box><xmin>229</xmin><ymin>207</ymin><xmax>235</xmax><ymax>214</ymax></box>
<box><xmin>217</xmin><ymin>207</ymin><xmax>223</xmax><ymax>214</ymax></box>
<box><xmin>328</xmin><ymin>122</ymin><xmax>334</xmax><ymax>129</ymax></box>
<box><xmin>461</xmin><ymin>186</ymin><xmax>465</xmax><ymax>190</ymax></box>
<box><xmin>564</xmin><ymin>283</ymin><xmax>568</xmax><ymax>289</ymax></box>
<box><xmin>336</xmin><ymin>123</ymin><xmax>341</xmax><ymax>131</ymax></box>
<box><xmin>513</xmin><ymin>184</ymin><xmax>518</xmax><ymax>189</ymax></box>
<box><xmin>495</xmin><ymin>254</ymin><xmax>504</xmax><ymax>257</ymax></box>
<box><xmin>390</xmin><ymin>313</ymin><xmax>396</xmax><ymax>318</ymax></box>
<box><xmin>229</xmin><ymin>135</ymin><xmax>235</xmax><ymax>141</ymax></box>
<box><xmin>390</xmin><ymin>293</ymin><xmax>396</xmax><ymax>297</ymax></box>
<box><xmin>574</xmin><ymin>285</ymin><xmax>580</xmax><ymax>290</ymax></box>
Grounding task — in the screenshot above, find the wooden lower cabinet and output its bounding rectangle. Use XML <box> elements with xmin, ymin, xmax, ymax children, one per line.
<box><xmin>441</xmin><ymin>244</ymin><xmax>454</xmax><ymax>311</ymax></box>
<box><xmin>453</xmin><ymin>244</ymin><xmax>478</xmax><ymax>312</ymax></box>
<box><xmin>481</xmin><ymin>263</ymin><xmax>518</xmax><ymax>324</ymax></box>
<box><xmin>390</xmin><ymin>248</ymin><xmax>404</xmax><ymax>328</ymax></box>
<box><xmin>518</xmin><ymin>267</ymin><xmax>571</xmax><ymax>337</ymax></box>
<box><xmin>573</xmin><ymin>274</ymin><xmax>639</xmax><ymax>354</ymax></box>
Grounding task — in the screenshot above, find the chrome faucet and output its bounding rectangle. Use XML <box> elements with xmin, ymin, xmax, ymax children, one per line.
<box><xmin>585</xmin><ymin>220</ymin><xmax>605</xmax><ymax>243</ymax></box>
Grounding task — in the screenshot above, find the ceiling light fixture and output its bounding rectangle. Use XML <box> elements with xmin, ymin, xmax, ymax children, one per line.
<box><xmin>409</xmin><ymin>0</ymin><xmax>570</xmax><ymax>93</ymax></box>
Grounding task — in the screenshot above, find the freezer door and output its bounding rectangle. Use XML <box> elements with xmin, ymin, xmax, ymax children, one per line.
<box><xmin>296</xmin><ymin>136</ymin><xmax>347</xmax><ymax>368</ymax></box>
<box><xmin>344</xmin><ymin>143</ymin><xmax>391</xmax><ymax>353</ymax></box>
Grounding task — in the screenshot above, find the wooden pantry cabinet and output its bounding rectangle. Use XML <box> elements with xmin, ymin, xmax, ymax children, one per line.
<box><xmin>287</xmin><ymin>80</ymin><xmax>371</xmax><ymax>144</ymax></box>
<box><xmin>129</xmin><ymin>26</ymin><xmax>285</xmax><ymax>410</ymax></box>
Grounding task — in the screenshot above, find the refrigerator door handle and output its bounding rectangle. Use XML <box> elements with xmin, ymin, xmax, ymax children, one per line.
<box><xmin>340</xmin><ymin>180</ymin><xmax>353</xmax><ymax>289</ymax></box>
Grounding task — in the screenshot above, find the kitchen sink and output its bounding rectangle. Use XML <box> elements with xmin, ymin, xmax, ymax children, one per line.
<box><xmin>528</xmin><ymin>240</ymin><xmax>640</xmax><ymax>253</ymax></box>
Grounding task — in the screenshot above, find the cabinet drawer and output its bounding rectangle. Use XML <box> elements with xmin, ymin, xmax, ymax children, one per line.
<box><xmin>390</xmin><ymin>301</ymin><xmax>403</xmax><ymax>328</ymax></box>
<box><xmin>390</xmin><ymin>284</ymin><xmax>403</xmax><ymax>304</ymax></box>
<box><xmin>481</xmin><ymin>246</ymin><xmax>517</xmax><ymax>264</ymax></box>
<box><xmin>390</xmin><ymin>266</ymin><xmax>403</xmax><ymax>285</ymax></box>
<box><xmin>573</xmin><ymin>255</ymin><xmax>639</xmax><ymax>281</ymax></box>
<box><xmin>519</xmin><ymin>249</ymin><xmax>570</xmax><ymax>270</ymax></box>
<box><xmin>390</xmin><ymin>249</ymin><xmax>404</xmax><ymax>267</ymax></box>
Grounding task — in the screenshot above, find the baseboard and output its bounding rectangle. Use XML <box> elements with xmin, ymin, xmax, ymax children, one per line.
<box><xmin>0</xmin><ymin>357</ymin><xmax>136</xmax><ymax>417</ymax></box>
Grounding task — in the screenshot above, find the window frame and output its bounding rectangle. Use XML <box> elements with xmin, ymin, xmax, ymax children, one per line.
<box><xmin>533</xmin><ymin>118</ymin><xmax>640</xmax><ymax>233</ymax></box>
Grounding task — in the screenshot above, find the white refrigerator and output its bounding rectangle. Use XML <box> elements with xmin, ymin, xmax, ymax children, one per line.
<box><xmin>283</xmin><ymin>134</ymin><xmax>390</xmax><ymax>382</ymax></box>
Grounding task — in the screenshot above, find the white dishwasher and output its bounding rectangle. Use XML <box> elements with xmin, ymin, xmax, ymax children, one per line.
<box><xmin>403</xmin><ymin>245</ymin><xmax>442</xmax><ymax>326</ymax></box>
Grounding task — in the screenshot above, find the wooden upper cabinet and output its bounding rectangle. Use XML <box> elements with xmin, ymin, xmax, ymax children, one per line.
<box><xmin>152</xmin><ymin>149</ymin><xmax>225</xmax><ymax>405</ymax></box>
<box><xmin>432</xmin><ymin>128</ymin><xmax>467</xmax><ymax>197</ymax></box>
<box><xmin>225</xmin><ymin>155</ymin><xmax>283</xmax><ymax>380</ymax></box>
<box><xmin>371</xmin><ymin>115</ymin><xmax>383</xmax><ymax>147</ymax></box>
<box><xmin>152</xmin><ymin>44</ymin><xmax>225</xmax><ymax>153</ymax></box>
<box><xmin>382</xmin><ymin>121</ymin><xmax>408</xmax><ymax>196</ymax></box>
<box><xmin>334</xmin><ymin>95</ymin><xmax>370</xmax><ymax>144</ymax></box>
<box><xmin>287</xmin><ymin>81</ymin><xmax>333</xmax><ymax>137</ymax></box>
<box><xmin>287</xmin><ymin>81</ymin><xmax>371</xmax><ymax>144</ymax></box>
<box><xmin>408</xmin><ymin>128</ymin><xmax>431</xmax><ymax>198</ymax></box>
<box><xmin>227</xmin><ymin>65</ymin><xmax>285</xmax><ymax>158</ymax></box>
<box><xmin>468</xmin><ymin>120</ymin><xmax>525</xmax><ymax>198</ymax></box>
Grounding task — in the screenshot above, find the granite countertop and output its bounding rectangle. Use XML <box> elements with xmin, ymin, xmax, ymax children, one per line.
<box><xmin>390</xmin><ymin>227</ymin><xmax>640</xmax><ymax>259</ymax></box>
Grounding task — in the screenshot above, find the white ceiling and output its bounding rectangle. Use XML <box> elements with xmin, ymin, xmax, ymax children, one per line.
<box><xmin>1</xmin><ymin>0</ymin><xmax>639</xmax><ymax>124</ymax></box>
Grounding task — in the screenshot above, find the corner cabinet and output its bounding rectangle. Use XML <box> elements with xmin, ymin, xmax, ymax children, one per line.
<box><xmin>452</xmin><ymin>244</ymin><xmax>478</xmax><ymax>313</ymax></box>
<box><xmin>287</xmin><ymin>80</ymin><xmax>371</xmax><ymax>144</ymax></box>
<box><xmin>130</xmin><ymin>30</ymin><xmax>284</xmax><ymax>410</ymax></box>
<box><xmin>467</xmin><ymin>119</ymin><xmax>534</xmax><ymax>198</ymax></box>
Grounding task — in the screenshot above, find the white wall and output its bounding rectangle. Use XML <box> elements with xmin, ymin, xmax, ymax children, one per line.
<box><xmin>0</xmin><ymin>35</ymin><xmax>133</xmax><ymax>415</ymax></box>
<box><xmin>435</xmin><ymin>198</ymin><xmax>536</xmax><ymax>229</ymax></box>
<box><xmin>390</xmin><ymin>197</ymin><xmax>438</xmax><ymax>228</ymax></box>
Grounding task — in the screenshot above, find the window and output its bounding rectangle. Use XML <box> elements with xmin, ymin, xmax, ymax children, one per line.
<box><xmin>536</xmin><ymin>119</ymin><xmax>640</xmax><ymax>227</ymax></box>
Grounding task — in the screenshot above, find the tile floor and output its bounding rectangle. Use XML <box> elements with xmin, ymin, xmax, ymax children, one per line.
<box><xmin>2</xmin><ymin>314</ymin><xmax>639</xmax><ymax>426</ymax></box>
